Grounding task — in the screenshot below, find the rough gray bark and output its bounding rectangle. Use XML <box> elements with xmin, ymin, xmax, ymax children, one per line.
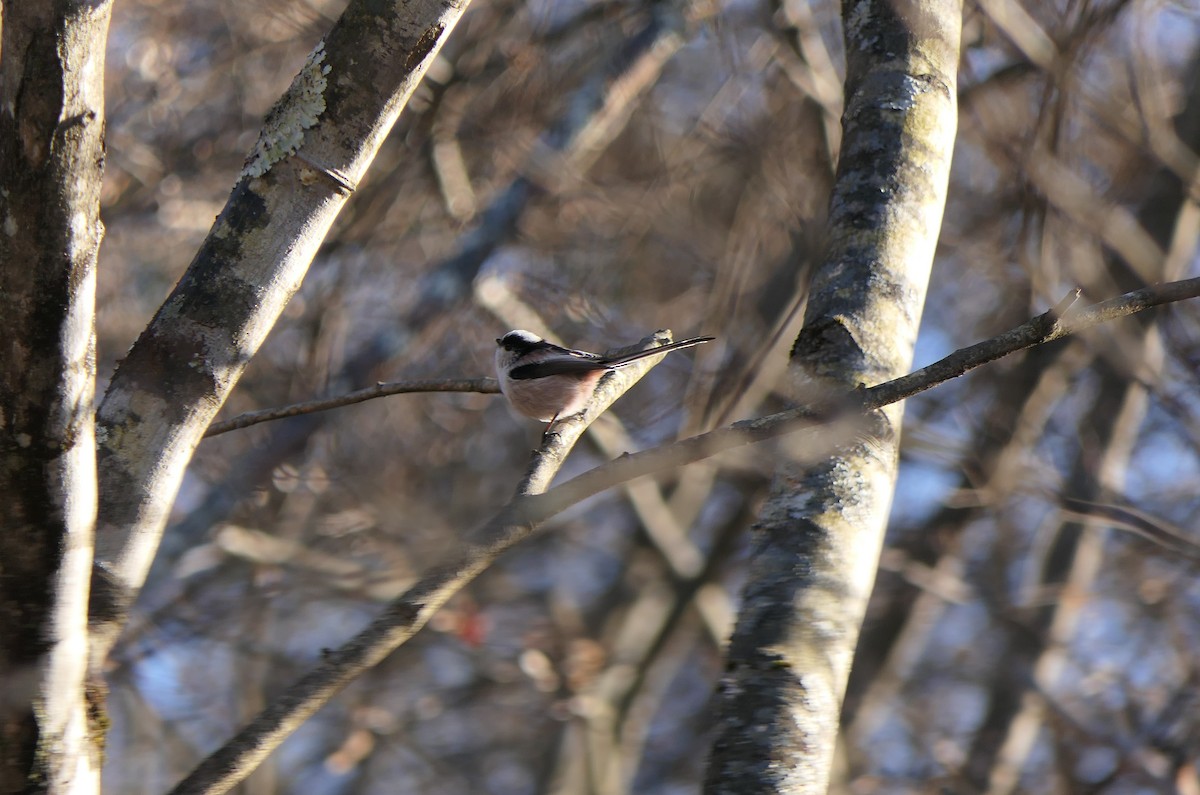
<box><xmin>88</xmin><ymin>0</ymin><xmax>472</xmax><ymax>672</ymax></box>
<box><xmin>705</xmin><ymin>1</ymin><xmax>963</xmax><ymax>792</ymax></box>
<box><xmin>0</xmin><ymin>2</ymin><xmax>113</xmax><ymax>792</ymax></box>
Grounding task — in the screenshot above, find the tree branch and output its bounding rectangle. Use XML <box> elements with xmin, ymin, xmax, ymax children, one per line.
<box><xmin>89</xmin><ymin>0</ymin><xmax>473</xmax><ymax>672</ymax></box>
<box><xmin>171</xmin><ymin>280</ymin><xmax>1199</xmax><ymax>793</ymax></box>
<box><xmin>544</xmin><ymin>279</ymin><xmax>1200</xmax><ymax>516</ymax></box>
<box><xmin>203</xmin><ymin>377</ymin><xmax>500</xmax><ymax>437</ymax></box>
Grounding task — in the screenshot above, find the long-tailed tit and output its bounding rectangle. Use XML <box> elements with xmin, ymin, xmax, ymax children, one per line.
<box><xmin>494</xmin><ymin>330</ymin><xmax>714</xmax><ymax>429</ymax></box>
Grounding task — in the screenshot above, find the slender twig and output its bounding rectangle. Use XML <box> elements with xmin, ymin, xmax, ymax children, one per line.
<box><xmin>1058</xmin><ymin>496</ymin><xmax>1200</xmax><ymax>560</ymax></box>
<box><xmin>203</xmin><ymin>378</ymin><xmax>500</xmax><ymax>437</ymax></box>
<box><xmin>169</xmin><ymin>280</ymin><xmax>1200</xmax><ymax>795</ymax></box>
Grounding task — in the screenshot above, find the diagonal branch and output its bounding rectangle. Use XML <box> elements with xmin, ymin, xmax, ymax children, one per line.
<box><xmin>89</xmin><ymin>0</ymin><xmax>474</xmax><ymax>672</ymax></box>
<box><xmin>171</xmin><ymin>279</ymin><xmax>1199</xmax><ymax>794</ymax></box>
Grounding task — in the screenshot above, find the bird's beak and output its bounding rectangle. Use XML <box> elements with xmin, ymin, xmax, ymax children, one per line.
<box><xmin>495</xmin><ymin>338</ymin><xmax>502</xmax><ymax>345</ymax></box>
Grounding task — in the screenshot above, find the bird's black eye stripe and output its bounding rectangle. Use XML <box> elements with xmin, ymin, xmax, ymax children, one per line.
<box><xmin>499</xmin><ymin>334</ymin><xmax>553</xmax><ymax>354</ymax></box>
<box><xmin>498</xmin><ymin>334</ymin><xmax>524</xmax><ymax>352</ymax></box>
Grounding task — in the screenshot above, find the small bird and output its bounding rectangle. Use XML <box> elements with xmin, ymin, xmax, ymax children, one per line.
<box><xmin>495</xmin><ymin>329</ymin><xmax>714</xmax><ymax>430</ymax></box>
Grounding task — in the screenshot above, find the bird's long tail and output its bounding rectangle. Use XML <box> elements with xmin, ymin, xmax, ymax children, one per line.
<box><xmin>604</xmin><ymin>335</ymin><xmax>714</xmax><ymax>367</ymax></box>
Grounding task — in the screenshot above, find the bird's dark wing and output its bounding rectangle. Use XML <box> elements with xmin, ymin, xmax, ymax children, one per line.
<box><xmin>508</xmin><ymin>358</ymin><xmax>608</xmax><ymax>380</ymax></box>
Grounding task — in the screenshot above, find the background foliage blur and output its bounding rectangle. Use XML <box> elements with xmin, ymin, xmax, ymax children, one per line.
<box><xmin>97</xmin><ymin>0</ymin><xmax>1200</xmax><ymax>792</ymax></box>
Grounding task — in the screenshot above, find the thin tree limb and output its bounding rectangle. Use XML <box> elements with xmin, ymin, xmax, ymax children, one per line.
<box><xmin>203</xmin><ymin>378</ymin><xmax>500</xmax><ymax>437</ymax></box>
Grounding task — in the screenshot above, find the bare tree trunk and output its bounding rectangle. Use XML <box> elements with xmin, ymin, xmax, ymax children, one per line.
<box><xmin>705</xmin><ymin>1</ymin><xmax>962</xmax><ymax>792</ymax></box>
<box><xmin>0</xmin><ymin>2</ymin><xmax>113</xmax><ymax>791</ymax></box>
